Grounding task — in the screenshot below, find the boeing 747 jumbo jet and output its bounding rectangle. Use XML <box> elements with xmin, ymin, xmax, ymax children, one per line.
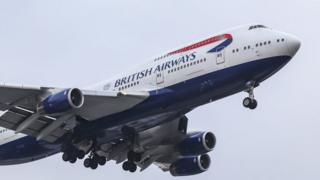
<box><xmin>0</xmin><ymin>24</ymin><xmax>300</xmax><ymax>176</ymax></box>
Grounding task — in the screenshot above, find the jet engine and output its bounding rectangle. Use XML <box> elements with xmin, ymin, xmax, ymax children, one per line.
<box><xmin>42</xmin><ymin>88</ymin><xmax>84</xmax><ymax>114</ymax></box>
<box><xmin>178</xmin><ymin>132</ymin><xmax>216</xmax><ymax>156</ymax></box>
<box><xmin>170</xmin><ymin>154</ymin><xmax>211</xmax><ymax>176</ymax></box>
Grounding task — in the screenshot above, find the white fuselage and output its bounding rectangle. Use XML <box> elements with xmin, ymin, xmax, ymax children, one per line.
<box><xmin>90</xmin><ymin>25</ymin><xmax>298</xmax><ymax>95</ymax></box>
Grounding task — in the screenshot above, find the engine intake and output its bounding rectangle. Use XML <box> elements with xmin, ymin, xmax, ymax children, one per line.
<box><xmin>178</xmin><ymin>132</ymin><xmax>216</xmax><ymax>156</ymax></box>
<box><xmin>170</xmin><ymin>154</ymin><xmax>211</xmax><ymax>176</ymax></box>
<box><xmin>42</xmin><ymin>88</ymin><xmax>84</xmax><ymax>114</ymax></box>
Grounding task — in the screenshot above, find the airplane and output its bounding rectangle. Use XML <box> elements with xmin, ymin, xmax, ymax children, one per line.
<box><xmin>0</xmin><ymin>24</ymin><xmax>300</xmax><ymax>176</ymax></box>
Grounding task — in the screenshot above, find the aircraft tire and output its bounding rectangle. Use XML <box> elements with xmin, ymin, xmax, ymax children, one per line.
<box><xmin>62</xmin><ymin>153</ymin><xmax>70</xmax><ymax>161</ymax></box>
<box><xmin>249</xmin><ymin>99</ymin><xmax>258</xmax><ymax>109</ymax></box>
<box><xmin>69</xmin><ymin>157</ymin><xmax>77</xmax><ymax>164</ymax></box>
<box><xmin>90</xmin><ymin>161</ymin><xmax>98</xmax><ymax>170</ymax></box>
<box><xmin>84</xmin><ymin>158</ymin><xmax>91</xmax><ymax>168</ymax></box>
<box><xmin>98</xmin><ymin>157</ymin><xmax>107</xmax><ymax>166</ymax></box>
<box><xmin>77</xmin><ymin>150</ymin><xmax>86</xmax><ymax>159</ymax></box>
<box><xmin>243</xmin><ymin>97</ymin><xmax>251</xmax><ymax>108</ymax></box>
<box><xmin>122</xmin><ymin>161</ymin><xmax>130</xmax><ymax>171</ymax></box>
<box><xmin>128</xmin><ymin>162</ymin><xmax>137</xmax><ymax>173</ymax></box>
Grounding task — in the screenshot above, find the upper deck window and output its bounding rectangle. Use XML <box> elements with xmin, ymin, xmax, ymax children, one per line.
<box><xmin>249</xmin><ymin>25</ymin><xmax>267</xmax><ymax>30</ymax></box>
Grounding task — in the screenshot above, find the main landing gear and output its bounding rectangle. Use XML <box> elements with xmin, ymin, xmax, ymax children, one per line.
<box><xmin>83</xmin><ymin>153</ymin><xmax>106</xmax><ymax>170</ymax></box>
<box><xmin>61</xmin><ymin>146</ymin><xmax>86</xmax><ymax>164</ymax></box>
<box><xmin>61</xmin><ymin>140</ymin><xmax>107</xmax><ymax>170</ymax></box>
<box><xmin>120</xmin><ymin>126</ymin><xmax>142</xmax><ymax>173</ymax></box>
<box><xmin>243</xmin><ymin>81</ymin><xmax>258</xmax><ymax>110</ymax></box>
<box><xmin>122</xmin><ymin>151</ymin><xmax>142</xmax><ymax>173</ymax></box>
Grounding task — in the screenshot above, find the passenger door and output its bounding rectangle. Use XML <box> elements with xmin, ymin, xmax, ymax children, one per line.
<box><xmin>156</xmin><ymin>71</ymin><xmax>164</xmax><ymax>85</ymax></box>
<box><xmin>216</xmin><ymin>47</ymin><xmax>225</xmax><ymax>64</ymax></box>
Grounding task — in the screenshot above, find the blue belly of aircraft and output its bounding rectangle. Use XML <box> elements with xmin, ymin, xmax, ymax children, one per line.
<box><xmin>0</xmin><ymin>55</ymin><xmax>291</xmax><ymax>165</ymax></box>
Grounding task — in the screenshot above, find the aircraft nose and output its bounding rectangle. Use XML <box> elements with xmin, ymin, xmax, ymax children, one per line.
<box><xmin>286</xmin><ymin>35</ymin><xmax>301</xmax><ymax>57</ymax></box>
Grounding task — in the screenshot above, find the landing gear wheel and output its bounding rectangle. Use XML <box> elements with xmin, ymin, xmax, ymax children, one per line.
<box><xmin>122</xmin><ymin>161</ymin><xmax>130</xmax><ymax>171</ymax></box>
<box><xmin>90</xmin><ymin>161</ymin><xmax>98</xmax><ymax>170</ymax></box>
<box><xmin>243</xmin><ymin>97</ymin><xmax>251</xmax><ymax>108</ymax></box>
<box><xmin>129</xmin><ymin>163</ymin><xmax>137</xmax><ymax>173</ymax></box>
<box><xmin>98</xmin><ymin>157</ymin><xmax>107</xmax><ymax>166</ymax></box>
<box><xmin>77</xmin><ymin>150</ymin><xmax>86</xmax><ymax>159</ymax></box>
<box><xmin>249</xmin><ymin>99</ymin><xmax>258</xmax><ymax>109</ymax></box>
<box><xmin>243</xmin><ymin>98</ymin><xmax>258</xmax><ymax>109</ymax></box>
<box><xmin>123</xmin><ymin>161</ymin><xmax>137</xmax><ymax>172</ymax></box>
<box><xmin>84</xmin><ymin>158</ymin><xmax>91</xmax><ymax>168</ymax></box>
<box><xmin>62</xmin><ymin>153</ymin><xmax>70</xmax><ymax>161</ymax></box>
<box><xmin>69</xmin><ymin>157</ymin><xmax>77</xmax><ymax>164</ymax></box>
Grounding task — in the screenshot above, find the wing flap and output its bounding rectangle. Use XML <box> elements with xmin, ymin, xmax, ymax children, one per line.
<box><xmin>0</xmin><ymin>84</ymin><xmax>42</xmax><ymax>111</ymax></box>
<box><xmin>0</xmin><ymin>107</ymin><xmax>68</xmax><ymax>143</ymax></box>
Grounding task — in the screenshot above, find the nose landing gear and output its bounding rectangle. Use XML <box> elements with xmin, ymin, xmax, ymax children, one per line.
<box><xmin>243</xmin><ymin>81</ymin><xmax>258</xmax><ymax>110</ymax></box>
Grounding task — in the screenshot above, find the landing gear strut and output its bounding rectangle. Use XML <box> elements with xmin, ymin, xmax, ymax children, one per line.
<box><xmin>243</xmin><ymin>81</ymin><xmax>258</xmax><ymax>110</ymax></box>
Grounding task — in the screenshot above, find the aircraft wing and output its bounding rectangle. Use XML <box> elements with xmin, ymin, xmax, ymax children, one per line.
<box><xmin>0</xmin><ymin>84</ymin><xmax>43</xmax><ymax>111</ymax></box>
<box><xmin>0</xmin><ymin>84</ymin><xmax>149</xmax><ymax>142</ymax></box>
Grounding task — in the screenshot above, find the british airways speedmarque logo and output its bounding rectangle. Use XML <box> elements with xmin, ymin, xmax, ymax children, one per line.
<box><xmin>167</xmin><ymin>34</ymin><xmax>233</xmax><ymax>55</ymax></box>
<box><xmin>207</xmin><ymin>34</ymin><xmax>233</xmax><ymax>53</ymax></box>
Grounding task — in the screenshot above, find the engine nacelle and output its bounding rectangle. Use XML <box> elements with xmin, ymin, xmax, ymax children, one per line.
<box><xmin>42</xmin><ymin>88</ymin><xmax>84</xmax><ymax>114</ymax></box>
<box><xmin>178</xmin><ymin>132</ymin><xmax>216</xmax><ymax>156</ymax></box>
<box><xmin>170</xmin><ymin>154</ymin><xmax>211</xmax><ymax>176</ymax></box>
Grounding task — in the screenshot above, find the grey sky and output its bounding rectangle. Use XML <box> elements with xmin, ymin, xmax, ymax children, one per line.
<box><xmin>0</xmin><ymin>0</ymin><xmax>319</xmax><ymax>179</ymax></box>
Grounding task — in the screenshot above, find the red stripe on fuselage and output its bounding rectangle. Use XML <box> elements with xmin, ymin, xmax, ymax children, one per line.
<box><xmin>168</xmin><ymin>34</ymin><xmax>232</xmax><ymax>55</ymax></box>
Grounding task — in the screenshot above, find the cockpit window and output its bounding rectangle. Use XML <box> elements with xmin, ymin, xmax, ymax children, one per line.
<box><xmin>249</xmin><ymin>25</ymin><xmax>267</xmax><ymax>30</ymax></box>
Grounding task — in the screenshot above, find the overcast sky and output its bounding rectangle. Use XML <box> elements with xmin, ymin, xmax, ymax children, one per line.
<box><xmin>0</xmin><ymin>0</ymin><xmax>319</xmax><ymax>180</ymax></box>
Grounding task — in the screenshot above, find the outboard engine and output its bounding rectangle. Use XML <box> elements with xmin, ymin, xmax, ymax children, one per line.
<box><xmin>170</xmin><ymin>154</ymin><xmax>211</xmax><ymax>176</ymax></box>
<box><xmin>42</xmin><ymin>88</ymin><xmax>84</xmax><ymax>114</ymax></box>
<box><xmin>178</xmin><ymin>132</ymin><xmax>216</xmax><ymax>156</ymax></box>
